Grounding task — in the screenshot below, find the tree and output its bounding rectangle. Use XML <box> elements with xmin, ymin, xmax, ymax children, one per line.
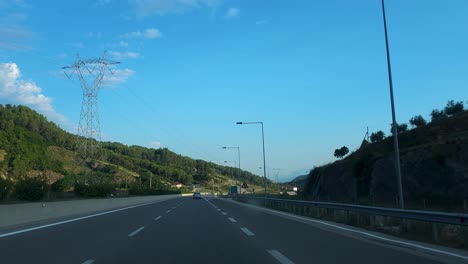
<box><xmin>431</xmin><ymin>109</ymin><xmax>447</xmax><ymax>122</ymax></box>
<box><xmin>409</xmin><ymin>115</ymin><xmax>427</xmax><ymax>128</ymax></box>
<box><xmin>334</xmin><ymin>146</ymin><xmax>349</xmax><ymax>159</ymax></box>
<box><xmin>444</xmin><ymin>100</ymin><xmax>464</xmax><ymax>116</ymax></box>
<box><xmin>370</xmin><ymin>131</ymin><xmax>385</xmax><ymax>143</ymax></box>
<box><xmin>390</xmin><ymin>123</ymin><xmax>408</xmax><ymax>134</ymax></box>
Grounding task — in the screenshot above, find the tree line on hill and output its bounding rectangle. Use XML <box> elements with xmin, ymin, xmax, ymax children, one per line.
<box><xmin>333</xmin><ymin>100</ymin><xmax>465</xmax><ymax>159</ymax></box>
<box><xmin>370</xmin><ymin>100</ymin><xmax>465</xmax><ymax>143</ymax></box>
<box><xmin>0</xmin><ymin>104</ymin><xmax>269</xmax><ymax>201</ymax></box>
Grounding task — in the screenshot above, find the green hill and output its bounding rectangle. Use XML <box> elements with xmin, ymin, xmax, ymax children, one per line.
<box><xmin>0</xmin><ymin>104</ymin><xmax>268</xmax><ymax>198</ymax></box>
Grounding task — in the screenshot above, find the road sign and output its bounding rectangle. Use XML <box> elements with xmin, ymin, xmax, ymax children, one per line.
<box><xmin>230</xmin><ymin>186</ymin><xmax>238</xmax><ymax>194</ymax></box>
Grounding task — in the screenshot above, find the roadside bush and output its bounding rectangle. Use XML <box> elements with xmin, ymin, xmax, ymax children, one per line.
<box><xmin>51</xmin><ymin>175</ymin><xmax>75</xmax><ymax>192</ymax></box>
<box><xmin>128</xmin><ymin>184</ymin><xmax>181</xmax><ymax>196</ymax></box>
<box><xmin>74</xmin><ymin>182</ymin><xmax>115</xmax><ymax>197</ymax></box>
<box><xmin>15</xmin><ymin>177</ymin><xmax>47</xmax><ymax>201</ymax></box>
<box><xmin>0</xmin><ymin>178</ymin><xmax>13</xmax><ymax>200</ymax></box>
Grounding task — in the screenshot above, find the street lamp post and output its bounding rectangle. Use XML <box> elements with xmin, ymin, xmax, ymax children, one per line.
<box><xmin>222</xmin><ymin>146</ymin><xmax>241</xmax><ymax>193</ymax></box>
<box><xmin>381</xmin><ymin>0</ymin><xmax>404</xmax><ymax>208</ymax></box>
<box><xmin>236</xmin><ymin>121</ymin><xmax>267</xmax><ymax>195</ymax></box>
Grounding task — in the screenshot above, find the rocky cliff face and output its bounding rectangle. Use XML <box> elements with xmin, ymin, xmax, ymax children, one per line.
<box><xmin>304</xmin><ymin>112</ymin><xmax>468</xmax><ymax>209</ymax></box>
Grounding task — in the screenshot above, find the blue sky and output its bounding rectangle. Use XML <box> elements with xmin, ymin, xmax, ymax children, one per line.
<box><xmin>1</xmin><ymin>0</ymin><xmax>467</xmax><ymax>181</ymax></box>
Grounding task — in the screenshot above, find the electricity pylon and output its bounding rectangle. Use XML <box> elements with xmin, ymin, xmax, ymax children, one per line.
<box><xmin>62</xmin><ymin>53</ymin><xmax>120</xmax><ymax>162</ymax></box>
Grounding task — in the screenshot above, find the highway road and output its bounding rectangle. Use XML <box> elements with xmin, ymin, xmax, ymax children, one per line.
<box><xmin>0</xmin><ymin>196</ymin><xmax>466</xmax><ymax>264</ymax></box>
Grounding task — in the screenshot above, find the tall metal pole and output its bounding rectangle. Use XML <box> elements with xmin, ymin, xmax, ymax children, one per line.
<box><xmin>381</xmin><ymin>0</ymin><xmax>404</xmax><ymax>208</ymax></box>
<box><xmin>236</xmin><ymin>121</ymin><xmax>267</xmax><ymax>196</ymax></box>
<box><xmin>261</xmin><ymin>122</ymin><xmax>267</xmax><ymax>195</ymax></box>
<box><xmin>237</xmin><ymin>147</ymin><xmax>241</xmax><ymax>194</ymax></box>
<box><xmin>222</xmin><ymin>146</ymin><xmax>242</xmax><ymax>194</ymax></box>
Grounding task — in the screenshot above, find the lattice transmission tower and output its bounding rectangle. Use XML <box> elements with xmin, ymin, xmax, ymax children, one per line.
<box><xmin>62</xmin><ymin>54</ymin><xmax>120</xmax><ymax>162</ymax></box>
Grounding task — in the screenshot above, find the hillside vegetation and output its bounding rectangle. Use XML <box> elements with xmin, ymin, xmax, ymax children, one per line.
<box><xmin>0</xmin><ymin>104</ymin><xmax>268</xmax><ymax>200</ymax></box>
<box><xmin>303</xmin><ymin>100</ymin><xmax>468</xmax><ymax>210</ymax></box>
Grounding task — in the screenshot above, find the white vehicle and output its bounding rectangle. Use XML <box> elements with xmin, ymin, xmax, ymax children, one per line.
<box><xmin>193</xmin><ymin>192</ymin><xmax>202</xmax><ymax>199</ymax></box>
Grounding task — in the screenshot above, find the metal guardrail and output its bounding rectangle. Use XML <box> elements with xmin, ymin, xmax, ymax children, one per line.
<box><xmin>237</xmin><ymin>196</ymin><xmax>468</xmax><ymax>226</ymax></box>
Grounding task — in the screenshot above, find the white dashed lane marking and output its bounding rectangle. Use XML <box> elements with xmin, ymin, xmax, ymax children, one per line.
<box><xmin>267</xmin><ymin>250</ymin><xmax>295</xmax><ymax>264</ymax></box>
<box><xmin>128</xmin><ymin>227</ymin><xmax>145</xmax><ymax>237</ymax></box>
<box><xmin>240</xmin><ymin>227</ymin><xmax>255</xmax><ymax>236</ymax></box>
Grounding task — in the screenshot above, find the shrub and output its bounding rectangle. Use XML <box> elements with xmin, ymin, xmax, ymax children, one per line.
<box><xmin>390</xmin><ymin>123</ymin><xmax>408</xmax><ymax>134</ymax></box>
<box><xmin>409</xmin><ymin>115</ymin><xmax>427</xmax><ymax>128</ymax></box>
<box><xmin>370</xmin><ymin>131</ymin><xmax>385</xmax><ymax>143</ymax></box>
<box><xmin>15</xmin><ymin>178</ymin><xmax>47</xmax><ymax>201</ymax></box>
<box><xmin>431</xmin><ymin>109</ymin><xmax>447</xmax><ymax>122</ymax></box>
<box><xmin>0</xmin><ymin>178</ymin><xmax>13</xmax><ymax>200</ymax></box>
<box><xmin>128</xmin><ymin>184</ymin><xmax>181</xmax><ymax>196</ymax></box>
<box><xmin>74</xmin><ymin>182</ymin><xmax>115</xmax><ymax>197</ymax></box>
<box><xmin>444</xmin><ymin>100</ymin><xmax>464</xmax><ymax>116</ymax></box>
<box><xmin>333</xmin><ymin>146</ymin><xmax>349</xmax><ymax>159</ymax></box>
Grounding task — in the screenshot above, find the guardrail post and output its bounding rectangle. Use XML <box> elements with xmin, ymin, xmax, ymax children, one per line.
<box><xmin>432</xmin><ymin>223</ymin><xmax>439</xmax><ymax>243</ymax></box>
<box><xmin>464</xmin><ymin>226</ymin><xmax>468</xmax><ymax>249</ymax></box>
<box><xmin>370</xmin><ymin>215</ymin><xmax>375</xmax><ymax>228</ymax></box>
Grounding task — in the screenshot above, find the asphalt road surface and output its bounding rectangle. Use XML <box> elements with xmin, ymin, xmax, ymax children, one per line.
<box><xmin>1</xmin><ymin>196</ymin><xmax>465</xmax><ymax>264</ymax></box>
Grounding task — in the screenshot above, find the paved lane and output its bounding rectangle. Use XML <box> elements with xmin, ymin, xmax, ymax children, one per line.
<box><xmin>1</xmin><ymin>196</ymin><xmax>465</xmax><ymax>264</ymax></box>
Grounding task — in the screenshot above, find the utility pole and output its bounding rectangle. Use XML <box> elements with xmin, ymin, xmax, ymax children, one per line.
<box><xmin>236</xmin><ymin>122</ymin><xmax>267</xmax><ymax>196</ymax></box>
<box><xmin>381</xmin><ymin>0</ymin><xmax>404</xmax><ymax>208</ymax></box>
<box><xmin>62</xmin><ymin>53</ymin><xmax>120</xmax><ymax>162</ymax></box>
<box><xmin>149</xmin><ymin>174</ymin><xmax>152</xmax><ymax>189</ymax></box>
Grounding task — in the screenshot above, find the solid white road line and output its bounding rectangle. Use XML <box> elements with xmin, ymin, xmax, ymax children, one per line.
<box><xmin>240</xmin><ymin>227</ymin><xmax>255</xmax><ymax>236</ymax></box>
<box><xmin>128</xmin><ymin>227</ymin><xmax>145</xmax><ymax>237</ymax></box>
<box><xmin>267</xmin><ymin>250</ymin><xmax>295</xmax><ymax>264</ymax></box>
<box><xmin>228</xmin><ymin>217</ymin><xmax>237</xmax><ymax>223</ymax></box>
<box><xmin>154</xmin><ymin>216</ymin><xmax>162</xmax><ymax>221</ymax></box>
<box><xmin>228</xmin><ymin>200</ymin><xmax>468</xmax><ymax>261</ymax></box>
<box><xmin>221</xmin><ymin>212</ymin><xmax>227</xmax><ymax>215</ymax></box>
<box><xmin>0</xmin><ymin>200</ymin><xmax>167</xmax><ymax>238</ymax></box>
<box><xmin>81</xmin><ymin>260</ymin><xmax>95</xmax><ymax>264</ymax></box>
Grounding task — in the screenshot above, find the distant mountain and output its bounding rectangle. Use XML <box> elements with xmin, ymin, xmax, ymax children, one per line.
<box><xmin>280</xmin><ymin>169</ymin><xmax>310</xmax><ymax>183</ymax></box>
<box><xmin>288</xmin><ymin>175</ymin><xmax>308</xmax><ymax>190</ymax></box>
<box><xmin>0</xmin><ymin>104</ymin><xmax>269</xmax><ymax>192</ymax></box>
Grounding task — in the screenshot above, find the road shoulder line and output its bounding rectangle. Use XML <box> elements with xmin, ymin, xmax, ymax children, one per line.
<box><xmin>222</xmin><ymin>198</ymin><xmax>468</xmax><ymax>262</ymax></box>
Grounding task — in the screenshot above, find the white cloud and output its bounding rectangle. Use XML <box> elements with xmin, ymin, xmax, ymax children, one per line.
<box><xmin>69</xmin><ymin>42</ymin><xmax>85</xmax><ymax>49</ymax></box>
<box><xmin>144</xmin><ymin>28</ymin><xmax>160</xmax><ymax>39</ymax></box>
<box><xmin>0</xmin><ymin>62</ymin><xmax>66</xmax><ymax>123</ymax></box>
<box><xmin>149</xmin><ymin>141</ymin><xmax>162</xmax><ymax>148</ymax></box>
<box><xmin>255</xmin><ymin>20</ymin><xmax>266</xmax><ymax>25</ymax></box>
<box><xmin>108</xmin><ymin>51</ymin><xmax>140</xmax><ymax>60</ymax></box>
<box><xmin>120</xmin><ymin>28</ymin><xmax>161</xmax><ymax>39</ymax></box>
<box><xmin>0</xmin><ymin>26</ymin><xmax>31</xmax><ymax>51</ymax></box>
<box><xmin>97</xmin><ymin>0</ymin><xmax>111</xmax><ymax>5</ymax></box>
<box><xmin>119</xmin><ymin>41</ymin><xmax>129</xmax><ymax>47</ymax></box>
<box><xmin>102</xmin><ymin>68</ymin><xmax>135</xmax><ymax>87</ymax></box>
<box><xmin>130</xmin><ymin>0</ymin><xmax>220</xmax><ymax>17</ymax></box>
<box><xmin>87</xmin><ymin>31</ymin><xmax>102</xmax><ymax>38</ymax></box>
<box><xmin>225</xmin><ymin>7</ymin><xmax>239</xmax><ymax>18</ymax></box>
<box><xmin>0</xmin><ymin>17</ymin><xmax>33</xmax><ymax>51</ymax></box>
